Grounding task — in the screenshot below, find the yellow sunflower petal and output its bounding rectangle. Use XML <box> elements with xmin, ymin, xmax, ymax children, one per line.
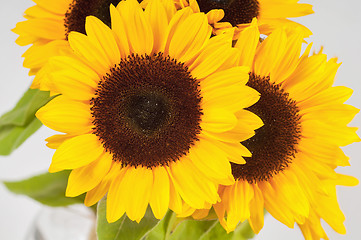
<box><xmin>212</xmin><ymin>141</ymin><xmax>249</xmax><ymax>164</ymax></box>
<box><xmin>51</xmin><ymin>70</ymin><xmax>97</xmax><ymax>101</ymax></box>
<box><xmin>298</xmin><ymin>211</ymin><xmax>329</xmax><ymax>240</ymax></box>
<box><xmin>116</xmin><ymin>0</ymin><xmax>153</xmax><ymax>55</ymax></box>
<box><xmin>168</xmin><ymin>13</ymin><xmax>211</xmax><ymax>63</ymax></box>
<box><xmin>248</xmin><ymin>184</ymin><xmax>264</xmax><ymax>234</ymax></box>
<box><xmin>214</xmin><ymin>188</ymin><xmax>230</xmax><ymax>232</ymax></box>
<box><xmin>302</xmin><ymin>120</ymin><xmax>360</xmax><ymax>146</ymax></box>
<box><xmin>298</xmin><ymin>154</ymin><xmax>337</xmax><ymax>179</ymax></box>
<box><xmin>168</xmin><ymin>174</ymin><xmax>183</xmax><ymax>214</ymax></box>
<box><xmin>161</xmin><ymin>0</ymin><xmax>177</xmax><ymax>21</ymax></box>
<box><xmin>203</xmin><ymin>111</ymin><xmax>258</xmax><ymax>143</ymax></box>
<box><xmin>85</xmin><ymin>16</ymin><xmax>121</xmax><ymax>66</ymax></box>
<box><xmin>226</xmin><ymin>181</ymin><xmax>254</xmax><ymax>231</ymax></box>
<box><xmin>282</xmin><ymin>54</ymin><xmax>328</xmax><ymax>99</ymax></box>
<box><xmin>206</xmin><ymin>9</ymin><xmax>224</xmax><ymax>24</ymax></box>
<box><xmin>22</xmin><ymin>40</ymin><xmax>70</xmax><ymax>70</ymax></box>
<box><xmin>253</xmin><ymin>28</ymin><xmax>287</xmax><ymax>77</ymax></box>
<box><xmin>192</xmin><ymin>208</ymin><xmax>210</xmax><ymax>220</ymax></box>
<box><xmin>188</xmin><ymin>0</ymin><xmax>200</xmax><ymax>12</ymax></box>
<box><xmin>49</xmin><ymin>134</ymin><xmax>104</xmax><ymax>173</ymax></box>
<box><xmin>235</xmin><ymin>18</ymin><xmax>260</xmax><ymax>67</ymax></box>
<box><xmin>235</xmin><ymin>109</ymin><xmax>263</xmax><ymax>130</ymax></box>
<box><xmin>260</xmin><ymin>1</ymin><xmax>314</xmax><ymax>18</ymax></box>
<box><xmin>30</xmin><ymin>64</ymin><xmax>50</xmax><ymax>90</ymax></box>
<box><xmin>13</xmin><ymin>33</ymin><xmax>39</xmax><ymax>47</ymax></box>
<box><xmin>261</xmin><ymin>181</ymin><xmax>295</xmax><ymax>228</ymax></box>
<box><xmin>169</xmin><ymin>159</ymin><xmax>219</xmax><ymax>209</ymax></box>
<box><xmin>271</xmin><ymin>29</ymin><xmax>304</xmax><ymax>84</ymax></box>
<box><xmin>24</xmin><ymin>5</ymin><xmax>64</xmax><ymax>20</ymax></box>
<box><xmin>189</xmin><ymin>32</ymin><xmax>239</xmax><ymax>79</ymax></box>
<box><xmin>84</xmin><ymin>162</ymin><xmax>122</xmax><ymax>207</ymax></box>
<box><xmin>202</xmin><ymin>85</ymin><xmax>260</xmax><ymax>113</ymax></box>
<box><xmin>331</xmin><ymin>174</ymin><xmax>359</xmax><ymax>187</ymax></box>
<box><xmin>106</xmin><ymin>167</ymin><xmax>128</xmax><ymax>223</ymax></box>
<box><xmin>188</xmin><ymin>139</ymin><xmax>234</xmax><ymax>185</ymax></box>
<box><xmin>32</xmin><ymin>0</ymin><xmax>71</xmax><ymax>15</ymax></box>
<box><xmin>149</xmin><ymin>167</ymin><xmax>170</xmax><ymax>219</ymax></box>
<box><xmin>36</xmin><ymin>96</ymin><xmax>93</xmax><ymax>135</ymax></box>
<box><xmin>298</xmin><ymin>86</ymin><xmax>354</xmax><ymax>110</ymax></box>
<box><xmin>163</xmin><ymin>7</ymin><xmax>193</xmax><ymax>54</ymax></box>
<box><xmin>273</xmin><ymin>171</ymin><xmax>309</xmax><ymax>221</ymax></box>
<box><xmin>45</xmin><ymin>134</ymin><xmax>73</xmax><ymax>149</ymax></box>
<box><xmin>110</xmin><ymin>4</ymin><xmax>130</xmax><ymax>58</ymax></box>
<box><xmin>200</xmin><ymin>66</ymin><xmax>250</xmax><ymax>93</ymax></box>
<box><xmin>144</xmin><ymin>0</ymin><xmax>169</xmax><ymax>53</ymax></box>
<box><xmin>177</xmin><ymin>202</ymin><xmax>196</xmax><ymax>218</ymax></box>
<box><xmin>301</xmin><ymin>104</ymin><xmax>359</xmax><ymax>125</ymax></box>
<box><xmin>49</xmin><ymin>55</ymin><xmax>100</xmax><ymax>82</ymax></box>
<box><xmin>109</xmin><ymin>166</ymin><xmax>153</xmax><ymax>222</ymax></box>
<box><xmin>66</xmin><ymin>152</ymin><xmax>112</xmax><ymax>197</ymax></box>
<box><xmin>68</xmin><ymin>31</ymin><xmax>110</xmax><ymax>76</ymax></box>
<box><xmin>316</xmin><ymin>188</ymin><xmax>346</xmax><ymax>234</ymax></box>
<box><xmin>201</xmin><ymin>108</ymin><xmax>237</xmax><ymax>133</ymax></box>
<box><xmin>14</xmin><ymin>19</ymin><xmax>65</xmax><ymax>40</ymax></box>
<box><xmin>298</xmin><ymin>137</ymin><xmax>349</xmax><ymax>167</ymax></box>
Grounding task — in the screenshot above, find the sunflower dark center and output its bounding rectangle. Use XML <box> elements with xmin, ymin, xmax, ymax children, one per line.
<box><xmin>91</xmin><ymin>53</ymin><xmax>202</xmax><ymax>168</ymax></box>
<box><xmin>64</xmin><ymin>0</ymin><xmax>123</xmax><ymax>38</ymax></box>
<box><xmin>127</xmin><ymin>93</ymin><xmax>169</xmax><ymax>133</ymax></box>
<box><xmin>231</xmin><ymin>73</ymin><xmax>301</xmax><ymax>183</ymax></box>
<box><xmin>197</xmin><ymin>0</ymin><xmax>259</xmax><ymax>26</ymax></box>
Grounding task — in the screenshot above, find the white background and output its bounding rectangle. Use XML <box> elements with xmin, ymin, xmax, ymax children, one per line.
<box><xmin>0</xmin><ymin>0</ymin><xmax>360</xmax><ymax>239</ymax></box>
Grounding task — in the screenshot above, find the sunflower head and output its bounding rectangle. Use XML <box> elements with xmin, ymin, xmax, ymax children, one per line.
<box><xmin>36</xmin><ymin>0</ymin><xmax>262</xmax><ymax>223</ymax></box>
<box><xmin>182</xmin><ymin>24</ymin><xmax>359</xmax><ymax>238</ymax></box>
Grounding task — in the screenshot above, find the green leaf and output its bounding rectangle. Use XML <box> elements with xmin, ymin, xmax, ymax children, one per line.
<box><xmin>3</xmin><ymin>171</ymin><xmax>85</xmax><ymax>206</ymax></box>
<box><xmin>97</xmin><ymin>198</ymin><xmax>160</xmax><ymax>240</ymax></box>
<box><xmin>169</xmin><ymin>219</ymin><xmax>255</xmax><ymax>240</ymax></box>
<box><xmin>0</xmin><ymin>89</ymin><xmax>51</xmax><ymax>127</ymax></box>
<box><xmin>0</xmin><ymin>88</ymin><xmax>54</xmax><ymax>155</ymax></box>
<box><xmin>146</xmin><ymin>210</ymin><xmax>176</xmax><ymax>240</ymax></box>
<box><xmin>0</xmin><ymin>118</ymin><xmax>42</xmax><ymax>155</ymax></box>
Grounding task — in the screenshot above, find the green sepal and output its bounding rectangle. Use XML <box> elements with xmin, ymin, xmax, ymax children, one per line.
<box><xmin>169</xmin><ymin>219</ymin><xmax>218</xmax><ymax>240</ymax></box>
<box><xmin>146</xmin><ymin>210</ymin><xmax>176</xmax><ymax>240</ymax></box>
<box><xmin>3</xmin><ymin>171</ymin><xmax>85</xmax><ymax>206</ymax></box>
<box><xmin>169</xmin><ymin>219</ymin><xmax>255</xmax><ymax>240</ymax></box>
<box><xmin>96</xmin><ymin>198</ymin><xmax>160</xmax><ymax>240</ymax></box>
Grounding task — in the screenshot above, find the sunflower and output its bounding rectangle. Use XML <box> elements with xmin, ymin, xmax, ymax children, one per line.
<box><xmin>184</xmin><ymin>20</ymin><xmax>359</xmax><ymax>239</ymax></box>
<box><xmin>173</xmin><ymin>0</ymin><xmax>313</xmax><ymax>39</ymax></box>
<box><xmin>13</xmin><ymin>0</ymin><xmax>128</xmax><ymax>89</ymax></box>
<box><xmin>35</xmin><ymin>0</ymin><xmax>262</xmax><ymax>223</ymax></box>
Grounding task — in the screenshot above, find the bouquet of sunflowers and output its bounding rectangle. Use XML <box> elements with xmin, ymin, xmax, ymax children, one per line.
<box><xmin>1</xmin><ymin>0</ymin><xmax>360</xmax><ymax>239</ymax></box>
